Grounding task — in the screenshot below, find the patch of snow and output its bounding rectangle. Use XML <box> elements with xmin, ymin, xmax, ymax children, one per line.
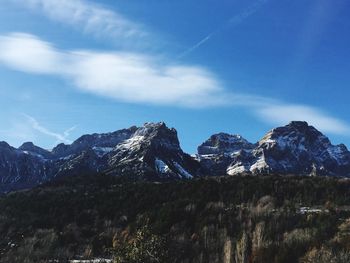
<box><xmin>298</xmin><ymin>207</ymin><xmax>324</xmax><ymax>214</ymax></box>
<box><xmin>133</xmin><ymin>123</ymin><xmax>162</xmax><ymax>137</ymax></box>
<box><xmin>116</xmin><ymin>135</ymin><xmax>144</xmax><ymax>151</ymax></box>
<box><xmin>155</xmin><ymin>158</ymin><xmax>170</xmax><ymax>174</ymax></box>
<box><xmin>173</xmin><ymin>162</ymin><xmax>193</xmax><ymax>179</ymax></box>
<box><xmin>327</xmin><ymin>146</ymin><xmax>347</xmax><ymax>165</ymax></box>
<box><xmin>21</xmin><ymin>150</ymin><xmax>46</xmax><ymax>160</ymax></box>
<box><xmin>197</xmin><ymin>154</ymin><xmax>217</xmax><ymax>160</ymax></box>
<box><xmin>263</xmin><ymin>135</ymin><xmax>307</xmax><ymax>153</ymax></box>
<box><xmin>228</xmin><ymin>150</ymin><xmax>243</xmax><ymax>157</ymax></box>
<box><xmin>60</xmin><ymin>154</ymin><xmax>74</xmax><ymax>161</ymax></box>
<box><xmin>250</xmin><ymin>156</ymin><xmax>268</xmax><ymax>173</ymax></box>
<box><xmin>227</xmin><ymin>164</ymin><xmax>248</xmax><ymax>175</ymax></box>
<box><xmin>263</xmin><ymin>138</ymin><xmax>275</xmax><ymax>144</ymax></box>
<box><xmin>92</xmin><ymin>147</ymin><xmax>114</xmax><ymax>157</ymax></box>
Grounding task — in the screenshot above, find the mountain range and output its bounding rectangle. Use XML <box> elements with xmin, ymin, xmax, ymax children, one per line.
<box><xmin>1</xmin><ymin>121</ymin><xmax>350</xmax><ymax>192</ymax></box>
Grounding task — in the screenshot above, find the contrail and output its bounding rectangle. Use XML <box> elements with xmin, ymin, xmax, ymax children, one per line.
<box><xmin>22</xmin><ymin>114</ymin><xmax>75</xmax><ymax>144</ymax></box>
<box><xmin>177</xmin><ymin>33</ymin><xmax>215</xmax><ymax>59</ymax></box>
<box><xmin>178</xmin><ymin>0</ymin><xmax>269</xmax><ymax>59</ymax></box>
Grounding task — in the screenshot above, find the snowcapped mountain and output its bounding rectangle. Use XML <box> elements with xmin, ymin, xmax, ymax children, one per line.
<box><xmin>0</xmin><ymin>122</ymin><xmax>199</xmax><ymax>192</ymax></box>
<box><xmin>105</xmin><ymin>122</ymin><xmax>199</xmax><ymax>180</ymax></box>
<box><xmin>198</xmin><ymin>121</ymin><xmax>350</xmax><ymax>177</ymax></box>
<box><xmin>1</xmin><ymin>121</ymin><xmax>350</xmax><ymax>193</ymax></box>
<box><xmin>195</xmin><ymin>133</ymin><xmax>255</xmax><ymax>176</ymax></box>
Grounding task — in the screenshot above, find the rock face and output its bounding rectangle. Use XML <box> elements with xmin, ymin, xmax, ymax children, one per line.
<box><xmin>18</xmin><ymin>142</ymin><xmax>52</xmax><ymax>159</ymax></box>
<box><xmin>0</xmin><ymin>123</ymin><xmax>199</xmax><ymax>192</ymax></box>
<box><xmin>198</xmin><ymin>121</ymin><xmax>350</xmax><ymax>177</ymax></box>
<box><xmin>1</xmin><ymin>121</ymin><xmax>350</xmax><ymax>192</ymax></box>
<box><xmin>196</xmin><ymin>133</ymin><xmax>255</xmax><ymax>176</ymax></box>
<box><xmin>105</xmin><ymin>122</ymin><xmax>199</xmax><ymax>180</ymax></box>
<box><xmin>0</xmin><ymin>142</ymin><xmax>49</xmax><ymax>191</ymax></box>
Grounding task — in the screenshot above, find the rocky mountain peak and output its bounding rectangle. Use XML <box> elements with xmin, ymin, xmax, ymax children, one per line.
<box><xmin>113</xmin><ymin>123</ymin><xmax>180</xmax><ymax>156</ymax></box>
<box><xmin>19</xmin><ymin>142</ymin><xmax>35</xmax><ymax>149</ymax></box>
<box><xmin>106</xmin><ymin>122</ymin><xmax>198</xmax><ymax>180</ymax></box>
<box><xmin>197</xmin><ymin>121</ymin><xmax>350</xmax><ymax>177</ymax></box>
<box><xmin>134</xmin><ymin>122</ymin><xmax>179</xmax><ymax>148</ymax></box>
<box><xmin>198</xmin><ymin>133</ymin><xmax>254</xmax><ymax>155</ymax></box>
<box><xmin>196</xmin><ymin>133</ymin><xmax>255</xmax><ymax>176</ymax></box>
<box><xmin>2</xmin><ymin>121</ymin><xmax>350</xmax><ymax>193</ymax></box>
<box><xmin>288</xmin><ymin>120</ymin><xmax>309</xmax><ymax>128</ymax></box>
<box><xmin>134</xmin><ymin>122</ymin><xmax>173</xmax><ymax>135</ymax></box>
<box><xmin>18</xmin><ymin>142</ymin><xmax>51</xmax><ymax>157</ymax></box>
<box><xmin>259</xmin><ymin>121</ymin><xmax>331</xmax><ymax>152</ymax></box>
<box><xmin>51</xmin><ymin>143</ymin><xmax>70</xmax><ymax>157</ymax></box>
<box><xmin>0</xmin><ymin>141</ymin><xmax>11</xmax><ymax>149</ymax></box>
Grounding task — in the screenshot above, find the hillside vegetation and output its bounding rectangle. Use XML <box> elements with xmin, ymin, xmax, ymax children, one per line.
<box><xmin>0</xmin><ymin>175</ymin><xmax>350</xmax><ymax>263</ymax></box>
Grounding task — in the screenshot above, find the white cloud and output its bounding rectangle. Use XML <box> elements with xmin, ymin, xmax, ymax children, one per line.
<box><xmin>0</xmin><ymin>33</ymin><xmax>227</xmax><ymax>107</ymax></box>
<box><xmin>257</xmin><ymin>104</ymin><xmax>350</xmax><ymax>135</ymax></box>
<box><xmin>9</xmin><ymin>0</ymin><xmax>146</xmax><ymax>42</ymax></box>
<box><xmin>0</xmin><ymin>33</ymin><xmax>349</xmax><ymax>136</ymax></box>
<box><xmin>0</xmin><ymin>33</ymin><xmax>64</xmax><ymax>74</ymax></box>
<box><xmin>0</xmin><ymin>0</ymin><xmax>347</xmax><ymax>145</ymax></box>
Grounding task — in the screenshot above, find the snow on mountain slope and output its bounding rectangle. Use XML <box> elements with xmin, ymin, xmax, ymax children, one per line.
<box><xmin>197</xmin><ymin>121</ymin><xmax>350</xmax><ymax>177</ymax></box>
<box><xmin>106</xmin><ymin>122</ymin><xmax>199</xmax><ymax>179</ymax></box>
<box><xmin>1</xmin><ymin>121</ymin><xmax>350</xmax><ymax>193</ymax></box>
<box><xmin>0</xmin><ymin>122</ymin><xmax>199</xmax><ymax>192</ymax></box>
<box><xmin>198</xmin><ymin>133</ymin><xmax>255</xmax><ymax>155</ymax></box>
<box><xmin>196</xmin><ymin>133</ymin><xmax>255</xmax><ymax>176</ymax></box>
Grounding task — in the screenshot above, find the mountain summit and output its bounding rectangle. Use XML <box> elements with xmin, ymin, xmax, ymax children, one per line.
<box><xmin>0</xmin><ymin>122</ymin><xmax>198</xmax><ymax>192</ymax></box>
<box><xmin>1</xmin><ymin>121</ymin><xmax>350</xmax><ymax>193</ymax></box>
<box><xmin>197</xmin><ymin>121</ymin><xmax>350</xmax><ymax>177</ymax></box>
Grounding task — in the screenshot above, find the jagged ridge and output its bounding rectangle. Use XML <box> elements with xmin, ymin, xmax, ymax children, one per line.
<box><xmin>0</xmin><ymin>122</ymin><xmax>198</xmax><ymax>192</ymax></box>
<box><xmin>1</xmin><ymin>121</ymin><xmax>350</xmax><ymax>193</ymax></box>
<box><xmin>197</xmin><ymin>121</ymin><xmax>350</xmax><ymax>177</ymax></box>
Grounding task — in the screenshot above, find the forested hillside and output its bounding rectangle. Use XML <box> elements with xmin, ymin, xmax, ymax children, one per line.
<box><xmin>1</xmin><ymin>175</ymin><xmax>350</xmax><ymax>263</ymax></box>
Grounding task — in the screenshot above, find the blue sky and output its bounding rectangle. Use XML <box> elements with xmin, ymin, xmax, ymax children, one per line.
<box><xmin>0</xmin><ymin>0</ymin><xmax>349</xmax><ymax>153</ymax></box>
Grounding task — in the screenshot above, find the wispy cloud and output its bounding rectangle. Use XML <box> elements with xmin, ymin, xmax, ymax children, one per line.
<box><xmin>0</xmin><ymin>121</ymin><xmax>36</xmax><ymax>144</ymax></box>
<box><xmin>178</xmin><ymin>0</ymin><xmax>269</xmax><ymax>58</ymax></box>
<box><xmin>64</xmin><ymin>126</ymin><xmax>77</xmax><ymax>139</ymax></box>
<box><xmin>256</xmin><ymin>103</ymin><xmax>350</xmax><ymax>135</ymax></box>
<box><xmin>0</xmin><ymin>114</ymin><xmax>76</xmax><ymax>147</ymax></box>
<box><xmin>0</xmin><ymin>33</ymin><xmax>227</xmax><ymax>107</ymax></box>
<box><xmin>0</xmin><ymin>33</ymin><xmax>64</xmax><ymax>74</ymax></box>
<box><xmin>178</xmin><ymin>33</ymin><xmax>214</xmax><ymax>59</ymax></box>
<box><xmin>9</xmin><ymin>0</ymin><xmax>147</xmax><ymax>43</ymax></box>
<box><xmin>0</xmin><ymin>33</ymin><xmax>348</xmax><ymax>135</ymax></box>
<box><xmin>23</xmin><ymin>114</ymin><xmax>75</xmax><ymax>144</ymax></box>
<box><xmin>214</xmin><ymin>94</ymin><xmax>350</xmax><ymax>135</ymax></box>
